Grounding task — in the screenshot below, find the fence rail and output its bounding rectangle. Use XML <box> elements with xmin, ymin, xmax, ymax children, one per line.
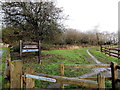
<box><xmin>100</xmin><ymin>45</ymin><xmax>120</xmax><ymax>59</ymax></box>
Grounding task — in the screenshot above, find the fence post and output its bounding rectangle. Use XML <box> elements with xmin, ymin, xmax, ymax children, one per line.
<box><xmin>38</xmin><ymin>40</ymin><xmax>41</xmax><ymax>64</ymax></box>
<box><xmin>60</xmin><ymin>62</ymin><xmax>64</xmax><ymax>88</ymax></box>
<box><xmin>97</xmin><ymin>74</ymin><xmax>105</xmax><ymax>89</ymax></box>
<box><xmin>104</xmin><ymin>47</ymin><xmax>106</xmax><ymax>54</ymax></box>
<box><xmin>109</xmin><ymin>49</ymin><xmax>111</xmax><ymax>56</ymax></box>
<box><xmin>10</xmin><ymin>60</ymin><xmax>23</xmax><ymax>88</ymax></box>
<box><xmin>111</xmin><ymin>62</ymin><xmax>118</xmax><ymax>89</ymax></box>
<box><xmin>100</xmin><ymin>45</ymin><xmax>102</xmax><ymax>52</ymax></box>
<box><xmin>26</xmin><ymin>67</ymin><xmax>35</xmax><ymax>88</ymax></box>
<box><xmin>118</xmin><ymin>49</ymin><xmax>120</xmax><ymax>59</ymax></box>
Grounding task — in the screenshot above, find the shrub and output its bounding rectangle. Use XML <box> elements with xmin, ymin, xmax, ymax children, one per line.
<box><xmin>41</xmin><ymin>44</ymin><xmax>53</xmax><ymax>50</ymax></box>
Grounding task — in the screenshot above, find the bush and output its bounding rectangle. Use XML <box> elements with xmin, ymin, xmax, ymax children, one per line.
<box><xmin>41</xmin><ymin>44</ymin><xmax>53</xmax><ymax>50</ymax></box>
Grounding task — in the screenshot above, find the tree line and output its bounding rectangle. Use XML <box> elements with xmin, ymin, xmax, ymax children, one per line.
<box><xmin>60</xmin><ymin>29</ymin><xmax>118</xmax><ymax>45</ymax></box>
<box><xmin>1</xmin><ymin>26</ymin><xmax>118</xmax><ymax>45</ymax></box>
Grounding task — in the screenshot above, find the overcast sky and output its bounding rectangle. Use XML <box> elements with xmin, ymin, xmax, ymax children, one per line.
<box><xmin>56</xmin><ymin>0</ymin><xmax>119</xmax><ymax>33</ymax></box>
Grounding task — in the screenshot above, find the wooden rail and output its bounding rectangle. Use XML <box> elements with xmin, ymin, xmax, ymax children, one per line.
<box><xmin>64</xmin><ymin>64</ymin><xmax>110</xmax><ymax>68</ymax></box>
<box><xmin>77</xmin><ymin>77</ymin><xmax>112</xmax><ymax>80</ymax></box>
<box><xmin>100</xmin><ymin>45</ymin><xmax>120</xmax><ymax>59</ymax></box>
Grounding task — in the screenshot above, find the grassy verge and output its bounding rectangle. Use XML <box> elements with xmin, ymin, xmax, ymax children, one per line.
<box><xmin>0</xmin><ymin>48</ymin><xmax>7</xmax><ymax>88</ymax></box>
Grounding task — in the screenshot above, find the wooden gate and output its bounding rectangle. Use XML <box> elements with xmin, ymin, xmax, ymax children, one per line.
<box><xmin>8</xmin><ymin>60</ymin><xmax>120</xmax><ymax>89</ymax></box>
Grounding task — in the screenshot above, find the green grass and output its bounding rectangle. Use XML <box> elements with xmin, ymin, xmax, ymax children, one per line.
<box><xmin>11</xmin><ymin>47</ymin><xmax>96</xmax><ymax>88</ymax></box>
<box><xmin>43</xmin><ymin>48</ymin><xmax>96</xmax><ymax>64</ymax></box>
<box><xmin>10</xmin><ymin>46</ymin><xmax>119</xmax><ymax>88</ymax></box>
<box><xmin>0</xmin><ymin>48</ymin><xmax>7</xmax><ymax>89</ymax></box>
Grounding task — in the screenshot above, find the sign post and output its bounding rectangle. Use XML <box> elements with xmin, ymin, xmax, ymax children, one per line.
<box><xmin>20</xmin><ymin>40</ymin><xmax>22</xmax><ymax>59</ymax></box>
<box><xmin>38</xmin><ymin>40</ymin><xmax>41</xmax><ymax>64</ymax></box>
<box><xmin>20</xmin><ymin>40</ymin><xmax>41</xmax><ymax>64</ymax></box>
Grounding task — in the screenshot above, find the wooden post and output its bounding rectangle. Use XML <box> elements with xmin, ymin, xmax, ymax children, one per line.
<box><xmin>100</xmin><ymin>45</ymin><xmax>102</xmax><ymax>52</ymax></box>
<box><xmin>60</xmin><ymin>62</ymin><xmax>64</xmax><ymax>76</ymax></box>
<box><xmin>111</xmin><ymin>62</ymin><xmax>118</xmax><ymax>89</ymax></box>
<box><xmin>118</xmin><ymin>49</ymin><xmax>120</xmax><ymax>59</ymax></box>
<box><xmin>60</xmin><ymin>62</ymin><xmax>64</xmax><ymax>88</ymax></box>
<box><xmin>26</xmin><ymin>67</ymin><xmax>35</xmax><ymax>88</ymax></box>
<box><xmin>10</xmin><ymin>60</ymin><xmax>23</xmax><ymax>88</ymax></box>
<box><xmin>38</xmin><ymin>40</ymin><xmax>41</xmax><ymax>64</ymax></box>
<box><xmin>109</xmin><ymin>49</ymin><xmax>111</xmax><ymax>56</ymax></box>
<box><xmin>105</xmin><ymin>47</ymin><xmax>108</xmax><ymax>55</ymax></box>
<box><xmin>97</xmin><ymin>74</ymin><xmax>105</xmax><ymax>89</ymax></box>
<box><xmin>20</xmin><ymin>40</ymin><xmax>22</xmax><ymax>59</ymax></box>
<box><xmin>5</xmin><ymin>48</ymin><xmax>11</xmax><ymax>78</ymax></box>
<box><xmin>21</xmin><ymin>75</ymin><xmax>23</xmax><ymax>88</ymax></box>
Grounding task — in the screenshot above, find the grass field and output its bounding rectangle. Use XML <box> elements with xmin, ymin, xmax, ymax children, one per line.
<box><xmin>22</xmin><ymin>47</ymin><xmax>95</xmax><ymax>88</ymax></box>
<box><xmin>9</xmin><ymin>46</ymin><xmax>119</xmax><ymax>88</ymax></box>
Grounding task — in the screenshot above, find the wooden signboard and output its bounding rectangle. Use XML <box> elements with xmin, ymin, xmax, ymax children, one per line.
<box><xmin>20</xmin><ymin>40</ymin><xmax>41</xmax><ymax>64</ymax></box>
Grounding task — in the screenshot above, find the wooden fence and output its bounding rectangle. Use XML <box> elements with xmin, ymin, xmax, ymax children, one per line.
<box><xmin>6</xmin><ymin>60</ymin><xmax>120</xmax><ymax>89</ymax></box>
<box><xmin>100</xmin><ymin>45</ymin><xmax>120</xmax><ymax>59</ymax></box>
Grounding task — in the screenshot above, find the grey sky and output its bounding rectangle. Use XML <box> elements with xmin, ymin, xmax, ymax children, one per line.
<box><xmin>0</xmin><ymin>0</ymin><xmax>119</xmax><ymax>33</ymax></box>
<box><xmin>57</xmin><ymin>0</ymin><xmax>119</xmax><ymax>33</ymax></box>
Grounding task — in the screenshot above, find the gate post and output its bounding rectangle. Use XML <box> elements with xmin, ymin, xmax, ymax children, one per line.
<box><xmin>60</xmin><ymin>62</ymin><xmax>64</xmax><ymax>88</ymax></box>
<box><xmin>111</xmin><ymin>62</ymin><xmax>118</xmax><ymax>89</ymax></box>
<box><xmin>97</xmin><ymin>74</ymin><xmax>105</xmax><ymax>89</ymax></box>
<box><xmin>10</xmin><ymin>60</ymin><xmax>23</xmax><ymax>88</ymax></box>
